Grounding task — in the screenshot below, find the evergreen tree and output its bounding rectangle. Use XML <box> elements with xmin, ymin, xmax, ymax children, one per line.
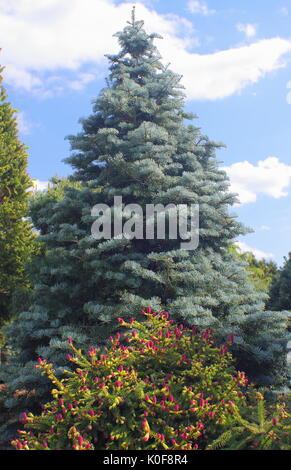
<box><xmin>1</xmin><ymin>13</ymin><xmax>289</xmax><ymax>430</ymax></box>
<box><xmin>268</xmin><ymin>253</ymin><xmax>291</xmax><ymax>313</ymax></box>
<box><xmin>0</xmin><ymin>65</ymin><xmax>36</xmax><ymax>324</ymax></box>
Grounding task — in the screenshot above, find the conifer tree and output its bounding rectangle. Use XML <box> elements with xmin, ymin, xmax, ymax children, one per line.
<box><xmin>0</xmin><ymin>65</ymin><xmax>36</xmax><ymax>323</ymax></box>
<box><xmin>268</xmin><ymin>253</ymin><xmax>291</xmax><ymax>313</ymax></box>
<box><xmin>1</xmin><ymin>13</ymin><xmax>289</xmax><ymax>428</ymax></box>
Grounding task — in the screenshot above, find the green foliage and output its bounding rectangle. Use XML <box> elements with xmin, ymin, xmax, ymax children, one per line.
<box><xmin>206</xmin><ymin>395</ymin><xmax>290</xmax><ymax>450</ymax></box>
<box><xmin>11</xmin><ymin>310</ymin><xmax>290</xmax><ymax>450</ymax></box>
<box><xmin>268</xmin><ymin>253</ymin><xmax>291</xmax><ymax>315</ymax></box>
<box><xmin>28</xmin><ymin>176</ymin><xmax>84</xmax><ymax>235</ymax></box>
<box><xmin>0</xmin><ymin>66</ymin><xmax>37</xmax><ymax>323</ymax></box>
<box><xmin>229</xmin><ymin>245</ymin><xmax>279</xmax><ymax>293</ymax></box>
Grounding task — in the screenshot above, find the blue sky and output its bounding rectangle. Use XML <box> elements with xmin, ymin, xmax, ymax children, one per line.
<box><xmin>1</xmin><ymin>0</ymin><xmax>291</xmax><ymax>265</ymax></box>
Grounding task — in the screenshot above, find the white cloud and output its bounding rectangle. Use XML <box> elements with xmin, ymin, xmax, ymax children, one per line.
<box><xmin>15</xmin><ymin>110</ymin><xmax>42</xmax><ymax>135</ymax></box>
<box><xmin>236</xmin><ymin>23</ymin><xmax>257</xmax><ymax>38</ymax></box>
<box><xmin>236</xmin><ymin>241</ymin><xmax>274</xmax><ymax>260</ymax></box>
<box><xmin>0</xmin><ymin>0</ymin><xmax>291</xmax><ymax>100</ymax></box>
<box><xmin>67</xmin><ymin>73</ymin><xmax>96</xmax><ymax>91</ymax></box>
<box><xmin>2</xmin><ymin>64</ymin><xmax>44</xmax><ymax>91</ymax></box>
<box><xmin>280</xmin><ymin>7</ymin><xmax>289</xmax><ymax>15</ymax></box>
<box><xmin>16</xmin><ymin>111</ymin><xmax>31</xmax><ymax>135</ymax></box>
<box><xmin>165</xmin><ymin>37</ymin><xmax>291</xmax><ymax>100</ymax></box>
<box><xmin>223</xmin><ymin>157</ymin><xmax>291</xmax><ymax>204</ymax></box>
<box><xmin>259</xmin><ymin>225</ymin><xmax>271</xmax><ymax>231</ymax></box>
<box><xmin>0</xmin><ymin>0</ymin><xmax>196</xmax><ymax>95</ymax></box>
<box><xmin>187</xmin><ymin>0</ymin><xmax>215</xmax><ymax>15</ymax></box>
<box><xmin>31</xmin><ymin>179</ymin><xmax>49</xmax><ymax>192</ymax></box>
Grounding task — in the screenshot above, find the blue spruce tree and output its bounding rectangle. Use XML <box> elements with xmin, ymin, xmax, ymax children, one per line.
<box><xmin>1</xmin><ymin>12</ymin><xmax>289</xmax><ymax>438</ymax></box>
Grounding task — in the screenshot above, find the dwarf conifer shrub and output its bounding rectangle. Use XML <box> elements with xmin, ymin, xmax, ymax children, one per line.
<box><xmin>12</xmin><ymin>309</ymin><xmax>290</xmax><ymax>451</ymax></box>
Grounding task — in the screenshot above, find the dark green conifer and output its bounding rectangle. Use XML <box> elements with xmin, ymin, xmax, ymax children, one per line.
<box><xmin>268</xmin><ymin>253</ymin><xmax>291</xmax><ymax>314</ymax></box>
<box><xmin>0</xmin><ymin>65</ymin><xmax>36</xmax><ymax>324</ymax></box>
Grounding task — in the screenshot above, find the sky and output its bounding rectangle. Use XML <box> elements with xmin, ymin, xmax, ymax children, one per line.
<box><xmin>0</xmin><ymin>0</ymin><xmax>291</xmax><ymax>266</ymax></box>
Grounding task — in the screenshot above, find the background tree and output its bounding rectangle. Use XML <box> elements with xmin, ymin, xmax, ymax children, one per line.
<box><xmin>268</xmin><ymin>252</ymin><xmax>291</xmax><ymax>318</ymax></box>
<box><xmin>0</xmin><ymin>65</ymin><xmax>36</xmax><ymax>324</ymax></box>
<box><xmin>229</xmin><ymin>245</ymin><xmax>279</xmax><ymax>293</ymax></box>
<box><xmin>0</xmin><ymin>177</ymin><xmax>83</xmax><ymax>446</ymax></box>
<box><xmin>1</xmin><ymin>14</ymin><xmax>289</xmax><ymax>437</ymax></box>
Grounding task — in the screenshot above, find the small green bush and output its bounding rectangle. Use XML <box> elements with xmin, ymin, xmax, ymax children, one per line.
<box><xmin>12</xmin><ymin>309</ymin><xmax>290</xmax><ymax>450</ymax></box>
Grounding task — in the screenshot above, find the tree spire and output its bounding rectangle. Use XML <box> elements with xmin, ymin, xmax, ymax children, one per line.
<box><xmin>131</xmin><ymin>5</ymin><xmax>136</xmax><ymax>26</ymax></box>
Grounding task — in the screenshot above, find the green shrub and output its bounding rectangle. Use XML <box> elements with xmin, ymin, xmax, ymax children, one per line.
<box><xmin>12</xmin><ymin>309</ymin><xmax>290</xmax><ymax>450</ymax></box>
